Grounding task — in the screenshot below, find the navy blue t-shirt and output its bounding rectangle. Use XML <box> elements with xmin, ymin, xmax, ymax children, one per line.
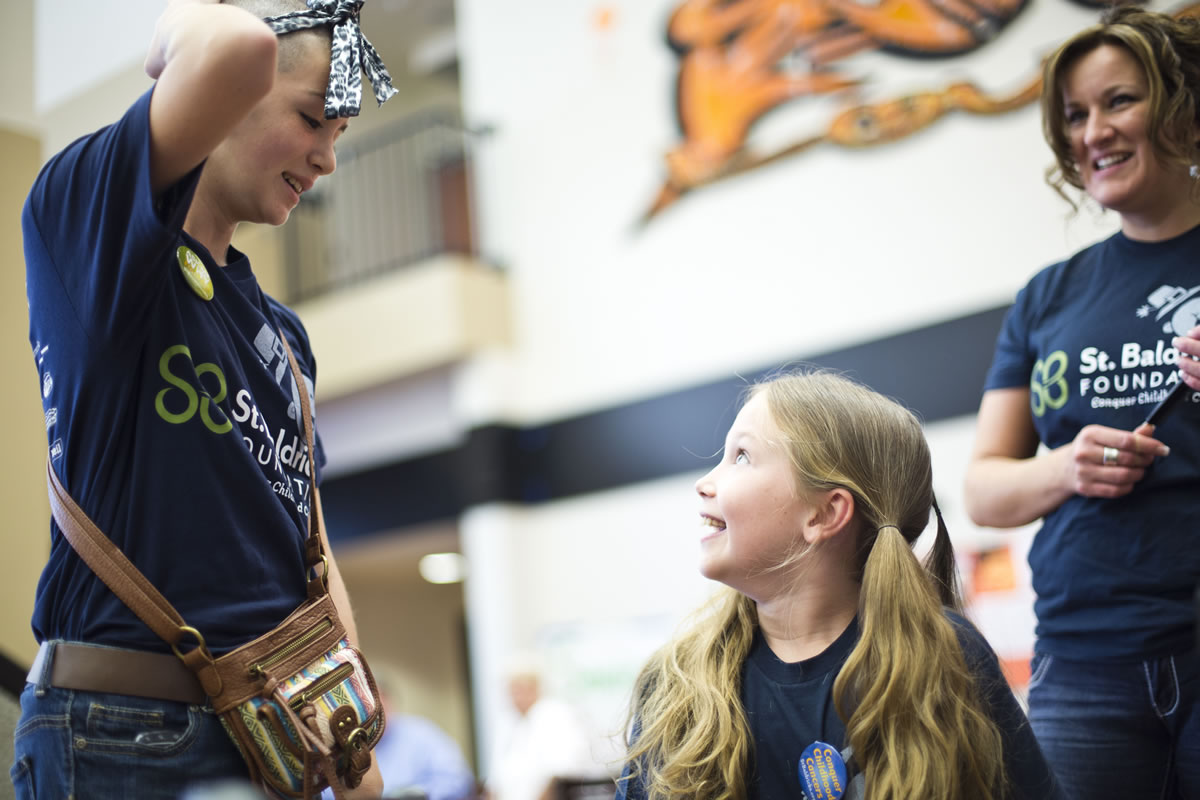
<box><xmin>23</xmin><ymin>87</ymin><xmax>326</xmax><ymax>655</ymax></box>
<box><xmin>618</xmin><ymin>614</ymin><xmax>1061</xmax><ymax>800</ymax></box>
<box><xmin>985</xmin><ymin>228</ymin><xmax>1200</xmax><ymax>661</ymax></box>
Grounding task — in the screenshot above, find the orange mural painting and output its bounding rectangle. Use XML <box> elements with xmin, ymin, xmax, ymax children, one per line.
<box><xmin>646</xmin><ymin>0</ymin><xmax>1200</xmax><ymax>221</ymax></box>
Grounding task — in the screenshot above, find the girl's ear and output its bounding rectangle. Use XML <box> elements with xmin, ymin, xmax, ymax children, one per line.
<box><xmin>800</xmin><ymin>487</ymin><xmax>856</xmax><ymax>545</ymax></box>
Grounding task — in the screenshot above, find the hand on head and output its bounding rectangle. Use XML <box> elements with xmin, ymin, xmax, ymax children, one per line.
<box><xmin>145</xmin><ymin>0</ymin><xmax>226</xmax><ymax>80</ymax></box>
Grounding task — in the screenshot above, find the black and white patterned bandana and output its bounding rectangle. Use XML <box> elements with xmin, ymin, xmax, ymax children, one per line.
<box><xmin>263</xmin><ymin>0</ymin><xmax>398</xmax><ymax>119</ymax></box>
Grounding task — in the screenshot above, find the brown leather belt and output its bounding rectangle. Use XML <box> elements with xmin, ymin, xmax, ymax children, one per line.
<box><xmin>27</xmin><ymin>641</ymin><xmax>208</xmax><ymax>706</ymax></box>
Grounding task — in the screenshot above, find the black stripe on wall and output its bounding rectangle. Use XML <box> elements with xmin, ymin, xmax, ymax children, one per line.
<box><xmin>322</xmin><ymin>304</ymin><xmax>1010</xmax><ymax>541</ymax></box>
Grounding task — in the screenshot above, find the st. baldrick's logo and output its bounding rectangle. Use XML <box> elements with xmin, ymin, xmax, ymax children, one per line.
<box><xmin>646</xmin><ymin>0</ymin><xmax>1200</xmax><ymax>220</ymax></box>
<box><xmin>153</xmin><ymin>344</ymin><xmax>314</xmax><ymax>477</ymax></box>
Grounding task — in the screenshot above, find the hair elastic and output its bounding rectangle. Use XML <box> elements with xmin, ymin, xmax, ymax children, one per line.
<box><xmin>262</xmin><ymin>0</ymin><xmax>397</xmax><ymax>119</ymax></box>
<box><xmin>876</xmin><ymin>524</ymin><xmax>902</xmax><ymax>533</ymax></box>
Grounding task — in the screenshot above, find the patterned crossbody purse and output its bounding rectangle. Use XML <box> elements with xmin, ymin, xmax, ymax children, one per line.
<box><xmin>45</xmin><ymin>331</ymin><xmax>384</xmax><ymax>800</ymax></box>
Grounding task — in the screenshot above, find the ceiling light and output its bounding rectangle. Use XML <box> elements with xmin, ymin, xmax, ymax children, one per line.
<box><xmin>419</xmin><ymin>552</ymin><xmax>467</xmax><ymax>584</ymax></box>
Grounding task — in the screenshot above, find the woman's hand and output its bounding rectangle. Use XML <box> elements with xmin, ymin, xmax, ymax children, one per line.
<box><xmin>1175</xmin><ymin>325</ymin><xmax>1200</xmax><ymax>391</ymax></box>
<box><xmin>1056</xmin><ymin>422</ymin><xmax>1169</xmax><ymax>499</ymax></box>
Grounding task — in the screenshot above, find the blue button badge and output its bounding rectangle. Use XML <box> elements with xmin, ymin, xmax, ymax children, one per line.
<box><xmin>798</xmin><ymin>741</ymin><xmax>848</xmax><ymax>800</ymax></box>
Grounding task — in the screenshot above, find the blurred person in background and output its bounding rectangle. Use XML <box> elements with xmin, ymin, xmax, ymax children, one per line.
<box><xmin>483</xmin><ymin>658</ymin><xmax>595</xmax><ymax>800</ymax></box>
<box><xmin>966</xmin><ymin>7</ymin><xmax>1200</xmax><ymax>798</ymax></box>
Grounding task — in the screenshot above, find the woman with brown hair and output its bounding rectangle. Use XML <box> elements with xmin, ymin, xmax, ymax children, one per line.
<box><xmin>967</xmin><ymin>7</ymin><xmax>1200</xmax><ymax>797</ymax></box>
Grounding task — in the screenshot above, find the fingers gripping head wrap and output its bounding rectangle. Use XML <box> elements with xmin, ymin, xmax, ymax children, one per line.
<box><xmin>263</xmin><ymin>0</ymin><xmax>398</xmax><ymax>119</ymax></box>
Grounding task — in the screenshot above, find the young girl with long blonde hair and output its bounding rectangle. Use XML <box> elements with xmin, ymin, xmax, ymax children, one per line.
<box><xmin>618</xmin><ymin>371</ymin><xmax>1061</xmax><ymax>800</ymax></box>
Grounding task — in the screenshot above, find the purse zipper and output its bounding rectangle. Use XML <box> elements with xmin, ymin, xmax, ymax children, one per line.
<box><xmin>249</xmin><ymin>617</ymin><xmax>334</xmax><ymax>677</ymax></box>
<box><xmin>288</xmin><ymin>661</ymin><xmax>355</xmax><ymax>710</ymax></box>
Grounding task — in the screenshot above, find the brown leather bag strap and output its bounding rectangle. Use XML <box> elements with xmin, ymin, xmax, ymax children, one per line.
<box><xmin>269</xmin><ymin>684</ymin><xmax>348</xmax><ymax>800</ymax></box>
<box><xmin>45</xmin><ymin>460</ymin><xmax>194</xmax><ymax>651</ymax></box>
<box><xmin>279</xmin><ymin>330</ymin><xmax>321</xmax><ymax>549</ymax></box>
<box><xmin>277</xmin><ymin>330</ymin><xmax>332</xmax><ymax>601</ymax></box>
<box><xmin>47</xmin><ymin>457</ymin><xmax>227</xmax><ymax>691</ymax></box>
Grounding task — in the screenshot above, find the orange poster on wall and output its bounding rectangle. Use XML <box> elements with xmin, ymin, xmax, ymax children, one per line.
<box><xmin>646</xmin><ymin>0</ymin><xmax>1200</xmax><ymax>220</ymax></box>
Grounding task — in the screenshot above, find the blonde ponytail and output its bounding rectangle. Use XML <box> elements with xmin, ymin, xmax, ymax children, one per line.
<box><xmin>834</xmin><ymin>526</ymin><xmax>1003</xmax><ymax>799</ymax></box>
<box><xmin>923</xmin><ymin>497</ymin><xmax>963</xmax><ymax>611</ymax></box>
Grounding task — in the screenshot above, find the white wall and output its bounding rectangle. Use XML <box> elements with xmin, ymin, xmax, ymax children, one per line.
<box><xmin>462</xmin><ymin>476</ymin><xmax>716</xmax><ymax>775</ymax></box>
<box><xmin>34</xmin><ymin>0</ymin><xmax>160</xmax><ymax>113</ymax></box>
<box><xmin>453</xmin><ymin>0</ymin><xmax>1151</xmax><ymax>776</ymax></box>
<box><xmin>456</xmin><ymin>0</ymin><xmax>1143</xmax><ymax>423</ymax></box>
<box><xmin>1</xmin><ymin>0</ymin><xmax>35</xmax><ymax>134</ymax></box>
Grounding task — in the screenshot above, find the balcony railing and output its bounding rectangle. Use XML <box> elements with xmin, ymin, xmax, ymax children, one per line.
<box><xmin>281</xmin><ymin>108</ymin><xmax>483</xmax><ymax>303</ymax></box>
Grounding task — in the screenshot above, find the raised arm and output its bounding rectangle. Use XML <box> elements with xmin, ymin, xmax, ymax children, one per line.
<box><xmin>146</xmin><ymin>0</ymin><xmax>278</xmax><ymax>193</ymax></box>
<box><xmin>964</xmin><ymin>387</ymin><xmax>1167</xmax><ymax>528</ymax></box>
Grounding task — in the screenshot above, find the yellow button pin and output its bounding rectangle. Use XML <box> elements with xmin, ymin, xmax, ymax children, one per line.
<box><xmin>176</xmin><ymin>246</ymin><xmax>214</xmax><ymax>301</ymax></box>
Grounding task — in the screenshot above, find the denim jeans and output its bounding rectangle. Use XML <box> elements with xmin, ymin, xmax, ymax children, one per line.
<box><xmin>10</xmin><ymin>649</ymin><xmax>252</xmax><ymax>799</ymax></box>
<box><xmin>1027</xmin><ymin>648</ymin><xmax>1200</xmax><ymax>800</ymax></box>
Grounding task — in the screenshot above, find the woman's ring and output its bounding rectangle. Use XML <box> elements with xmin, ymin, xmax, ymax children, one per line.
<box><xmin>1102</xmin><ymin>446</ymin><xmax>1119</xmax><ymax>465</ymax></box>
